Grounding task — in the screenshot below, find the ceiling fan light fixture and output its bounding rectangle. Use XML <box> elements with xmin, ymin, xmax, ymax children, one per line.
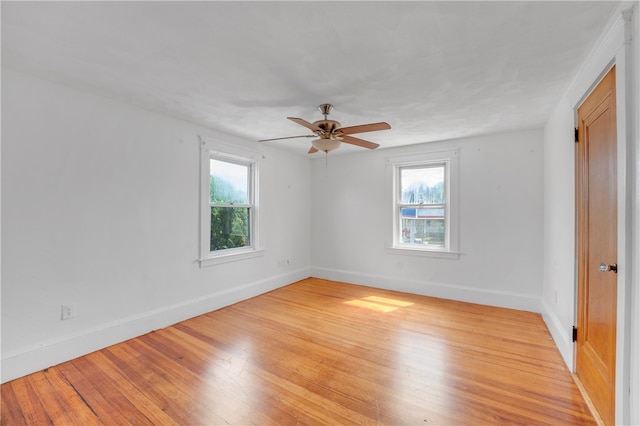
<box><xmin>311</xmin><ymin>138</ymin><xmax>341</xmax><ymax>153</ymax></box>
<box><xmin>260</xmin><ymin>104</ymin><xmax>390</xmax><ymax>154</ymax></box>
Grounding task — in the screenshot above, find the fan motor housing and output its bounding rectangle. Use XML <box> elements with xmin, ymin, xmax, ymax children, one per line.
<box><xmin>313</xmin><ymin>119</ymin><xmax>341</xmax><ymax>135</ymax></box>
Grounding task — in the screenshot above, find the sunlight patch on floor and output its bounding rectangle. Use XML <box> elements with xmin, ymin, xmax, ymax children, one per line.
<box><xmin>344</xmin><ymin>296</ymin><xmax>414</xmax><ymax>312</ymax></box>
<box><xmin>363</xmin><ymin>296</ymin><xmax>414</xmax><ymax>307</ymax></box>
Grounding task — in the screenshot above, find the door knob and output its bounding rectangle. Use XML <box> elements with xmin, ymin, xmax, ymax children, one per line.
<box><xmin>599</xmin><ymin>263</ymin><xmax>618</xmax><ymax>273</ymax></box>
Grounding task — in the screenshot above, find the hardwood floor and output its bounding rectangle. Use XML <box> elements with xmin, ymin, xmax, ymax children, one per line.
<box><xmin>1</xmin><ymin>278</ymin><xmax>595</xmax><ymax>425</ymax></box>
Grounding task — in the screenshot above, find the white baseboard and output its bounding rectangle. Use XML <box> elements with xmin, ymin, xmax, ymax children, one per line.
<box><xmin>310</xmin><ymin>267</ymin><xmax>541</xmax><ymax>313</ymax></box>
<box><xmin>540</xmin><ymin>298</ymin><xmax>574</xmax><ymax>371</ymax></box>
<box><xmin>1</xmin><ymin>268</ymin><xmax>310</xmax><ymax>384</ymax></box>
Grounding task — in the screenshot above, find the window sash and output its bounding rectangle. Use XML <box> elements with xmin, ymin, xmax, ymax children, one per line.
<box><xmin>209</xmin><ymin>157</ymin><xmax>252</xmax><ymax>205</ymax></box>
<box><xmin>398</xmin><ymin>215</ymin><xmax>446</xmax><ymax>247</ymax></box>
<box><xmin>210</xmin><ymin>206</ymin><xmax>251</xmax><ymax>252</ymax></box>
<box><xmin>210</xmin><ymin>202</ymin><xmax>252</xmax><ymax>208</ymax></box>
<box><xmin>398</xmin><ymin>163</ymin><xmax>446</xmax><ymax>205</ymax></box>
<box><xmin>397</xmin><ymin>203</ymin><xmax>446</xmax><ymax>209</ymax></box>
<box><xmin>209</xmin><ymin>156</ymin><xmax>254</xmax><ymax>254</ymax></box>
<box><xmin>396</xmin><ymin>162</ymin><xmax>449</xmax><ymax>250</ymax></box>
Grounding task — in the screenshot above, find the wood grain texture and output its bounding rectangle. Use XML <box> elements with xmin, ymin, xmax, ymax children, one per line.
<box><xmin>576</xmin><ymin>65</ymin><xmax>617</xmax><ymax>426</ymax></box>
<box><xmin>1</xmin><ymin>278</ymin><xmax>595</xmax><ymax>425</ymax></box>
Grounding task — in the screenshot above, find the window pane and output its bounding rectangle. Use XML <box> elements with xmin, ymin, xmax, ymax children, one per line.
<box><xmin>210</xmin><ymin>207</ymin><xmax>250</xmax><ymax>251</ymax></box>
<box><xmin>400</xmin><ymin>166</ymin><xmax>444</xmax><ymax>204</ymax></box>
<box><xmin>401</xmin><ymin>207</ymin><xmax>445</xmax><ymax>247</ymax></box>
<box><xmin>210</xmin><ymin>159</ymin><xmax>249</xmax><ymax>204</ymax></box>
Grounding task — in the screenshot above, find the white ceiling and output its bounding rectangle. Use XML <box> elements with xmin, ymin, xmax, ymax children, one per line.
<box><xmin>1</xmin><ymin>1</ymin><xmax>619</xmax><ymax>155</ymax></box>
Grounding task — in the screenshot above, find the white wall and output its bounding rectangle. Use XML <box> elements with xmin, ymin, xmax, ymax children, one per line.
<box><xmin>310</xmin><ymin>130</ymin><xmax>543</xmax><ymax>312</ymax></box>
<box><xmin>541</xmin><ymin>98</ymin><xmax>576</xmax><ymax>365</ymax></box>
<box><xmin>0</xmin><ymin>68</ymin><xmax>312</xmax><ymax>382</ymax></box>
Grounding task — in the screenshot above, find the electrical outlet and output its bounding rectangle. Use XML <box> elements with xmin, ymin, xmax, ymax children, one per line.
<box><xmin>277</xmin><ymin>259</ymin><xmax>291</xmax><ymax>268</ymax></box>
<box><xmin>61</xmin><ymin>304</ymin><xmax>76</xmax><ymax>320</ymax></box>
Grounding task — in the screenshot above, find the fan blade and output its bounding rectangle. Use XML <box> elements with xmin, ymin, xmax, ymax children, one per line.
<box><xmin>308</xmin><ymin>146</ymin><xmax>319</xmax><ymax>154</ymax></box>
<box><xmin>287</xmin><ymin>117</ymin><xmax>323</xmax><ymax>132</ymax></box>
<box><xmin>341</xmin><ymin>135</ymin><xmax>380</xmax><ymax>149</ymax></box>
<box><xmin>337</xmin><ymin>122</ymin><xmax>391</xmax><ymax>135</ymax></box>
<box><xmin>259</xmin><ymin>135</ymin><xmax>315</xmax><ymax>142</ymax></box>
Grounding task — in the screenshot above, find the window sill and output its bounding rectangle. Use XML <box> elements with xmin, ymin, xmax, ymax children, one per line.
<box><xmin>199</xmin><ymin>248</ymin><xmax>265</xmax><ymax>268</ymax></box>
<box><xmin>386</xmin><ymin>246</ymin><xmax>460</xmax><ymax>259</ymax></box>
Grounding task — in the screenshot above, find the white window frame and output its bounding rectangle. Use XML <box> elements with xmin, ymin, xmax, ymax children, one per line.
<box><xmin>386</xmin><ymin>148</ymin><xmax>459</xmax><ymax>259</ymax></box>
<box><xmin>199</xmin><ymin>138</ymin><xmax>264</xmax><ymax>267</ymax></box>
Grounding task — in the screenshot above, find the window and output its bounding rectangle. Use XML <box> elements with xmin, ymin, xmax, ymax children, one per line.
<box><xmin>209</xmin><ymin>158</ymin><xmax>251</xmax><ymax>252</ymax></box>
<box><xmin>399</xmin><ymin>164</ymin><xmax>446</xmax><ymax>247</ymax></box>
<box><xmin>386</xmin><ymin>149</ymin><xmax>459</xmax><ymax>258</ymax></box>
<box><xmin>200</xmin><ymin>138</ymin><xmax>263</xmax><ymax>266</ymax></box>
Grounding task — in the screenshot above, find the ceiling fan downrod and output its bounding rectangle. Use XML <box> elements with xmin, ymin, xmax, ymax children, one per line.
<box><xmin>318</xmin><ymin>103</ymin><xmax>334</xmax><ymax>120</ymax></box>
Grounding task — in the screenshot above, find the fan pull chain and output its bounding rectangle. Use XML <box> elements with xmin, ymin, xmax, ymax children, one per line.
<box><xmin>325</xmin><ymin>151</ymin><xmax>329</xmax><ymax>179</ymax></box>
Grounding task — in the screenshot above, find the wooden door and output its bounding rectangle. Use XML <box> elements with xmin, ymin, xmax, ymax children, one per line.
<box><xmin>575</xmin><ymin>66</ymin><xmax>617</xmax><ymax>426</ymax></box>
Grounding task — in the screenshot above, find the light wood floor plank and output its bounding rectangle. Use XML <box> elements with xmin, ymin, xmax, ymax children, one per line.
<box><xmin>1</xmin><ymin>383</ymin><xmax>28</xmax><ymax>425</ymax></box>
<box><xmin>1</xmin><ymin>278</ymin><xmax>596</xmax><ymax>425</ymax></box>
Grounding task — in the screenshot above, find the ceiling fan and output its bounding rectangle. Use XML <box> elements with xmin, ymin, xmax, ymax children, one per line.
<box><xmin>259</xmin><ymin>104</ymin><xmax>391</xmax><ymax>154</ymax></box>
